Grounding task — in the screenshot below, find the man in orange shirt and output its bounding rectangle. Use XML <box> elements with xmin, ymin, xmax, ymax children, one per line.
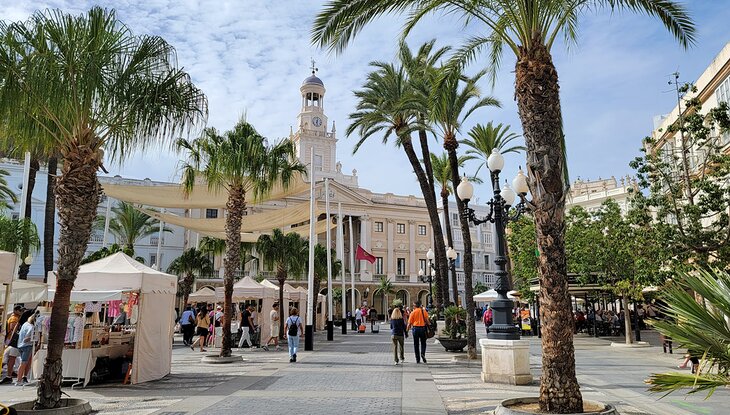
<box><xmin>406</xmin><ymin>301</ymin><xmax>429</xmax><ymax>364</ymax></box>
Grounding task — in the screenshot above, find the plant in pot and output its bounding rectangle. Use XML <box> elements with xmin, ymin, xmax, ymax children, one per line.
<box><xmin>439</xmin><ymin>305</ymin><xmax>468</xmax><ymax>352</ymax></box>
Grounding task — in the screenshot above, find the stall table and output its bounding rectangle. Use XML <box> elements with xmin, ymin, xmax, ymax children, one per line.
<box><xmin>32</xmin><ymin>344</ymin><xmax>130</xmax><ymax>387</ymax></box>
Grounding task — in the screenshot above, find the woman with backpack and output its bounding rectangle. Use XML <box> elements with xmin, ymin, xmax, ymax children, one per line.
<box><xmin>285</xmin><ymin>308</ymin><xmax>303</xmax><ymax>363</ymax></box>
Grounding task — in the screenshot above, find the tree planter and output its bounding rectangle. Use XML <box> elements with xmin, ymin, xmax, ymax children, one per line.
<box><xmin>200</xmin><ymin>354</ymin><xmax>243</xmax><ymax>364</ymax></box>
<box><xmin>437</xmin><ymin>337</ymin><xmax>467</xmax><ymax>352</ymax></box>
<box><xmin>495</xmin><ymin>398</ymin><xmax>618</xmax><ymax>415</ymax></box>
<box><xmin>10</xmin><ymin>398</ymin><xmax>92</xmax><ymax>415</ymax></box>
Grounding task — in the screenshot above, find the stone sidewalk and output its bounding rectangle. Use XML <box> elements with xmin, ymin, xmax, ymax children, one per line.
<box><xmin>2</xmin><ymin>326</ymin><xmax>728</xmax><ymax>414</ymax></box>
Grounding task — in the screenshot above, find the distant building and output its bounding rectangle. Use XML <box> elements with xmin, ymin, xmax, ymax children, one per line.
<box><xmin>566</xmin><ymin>176</ymin><xmax>637</xmax><ymax>215</ymax></box>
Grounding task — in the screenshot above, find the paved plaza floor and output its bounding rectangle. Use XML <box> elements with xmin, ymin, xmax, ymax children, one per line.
<box><xmin>3</xmin><ymin>326</ymin><xmax>729</xmax><ymax>414</ymax></box>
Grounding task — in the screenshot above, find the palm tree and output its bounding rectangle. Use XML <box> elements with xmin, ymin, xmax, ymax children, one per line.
<box><xmin>167</xmin><ymin>248</ymin><xmax>213</xmax><ymax>305</ymax></box>
<box><xmin>374</xmin><ymin>276</ymin><xmax>395</xmax><ymax>317</ymax></box>
<box><xmin>178</xmin><ymin>119</ymin><xmax>305</xmax><ymax>357</ymax></box>
<box><xmin>0</xmin><ymin>8</ymin><xmax>207</xmax><ymax>408</ymax></box>
<box><xmin>310</xmin><ymin>243</ymin><xmax>342</xmax><ymax>329</ymax></box>
<box><xmin>94</xmin><ymin>201</ymin><xmax>171</xmax><ymax>252</ymax></box>
<box><xmin>0</xmin><ymin>215</ymin><xmax>40</xmax><ymax>257</ymax></box>
<box><xmin>431</xmin><ymin>69</ymin><xmax>500</xmax><ymax>360</ymax></box>
<box><xmin>347</xmin><ymin>44</ymin><xmax>450</xmax><ymax>309</ymax></box>
<box><xmin>312</xmin><ymin>2</ymin><xmax>693</xmax><ymax>411</ymax></box>
<box><xmin>429</xmin><ymin>152</ymin><xmax>479</xmax><ymax>306</ymax></box>
<box><xmin>0</xmin><ymin>168</ymin><xmax>17</xmax><ymax>210</ymax></box>
<box><xmin>256</xmin><ymin>229</ymin><xmax>308</xmax><ymax>339</ymax></box>
<box><xmin>462</xmin><ymin>122</ymin><xmax>524</xmax><ymax>177</ymax></box>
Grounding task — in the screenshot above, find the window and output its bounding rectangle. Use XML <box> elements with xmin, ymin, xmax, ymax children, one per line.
<box><xmin>375</xmin><ymin>257</ymin><xmax>384</xmax><ymax>274</ymax></box>
<box><xmin>481</xmin><ymin>232</ymin><xmax>493</xmax><ymax>245</ymax></box>
<box><xmin>314</xmin><ymin>154</ymin><xmax>323</xmax><ymax>171</ymax></box>
<box><xmin>396</xmin><ymin>258</ymin><xmax>406</xmax><ymax>275</ymax></box>
<box><xmin>374</xmin><ymin>221</ymin><xmax>384</xmax><ymax>232</ymax></box>
<box><xmin>206</xmin><ymin>208</ymin><xmax>218</xmax><ymax>219</ymax></box>
<box><xmin>149</xmin><ymin>254</ymin><xmax>157</xmax><ymax>268</ymax></box>
<box><xmin>453</xmin><ymin>229</ymin><xmax>462</xmax><ymax>242</ymax></box>
<box><xmin>418</xmin><ymin>225</ymin><xmax>427</xmax><ymax>236</ymax></box>
<box><xmin>397</xmin><ymin>223</ymin><xmax>406</xmax><ymax>234</ymax></box>
<box><xmin>455</xmin><ymin>252</ymin><xmax>461</xmax><ymax>268</ymax></box>
<box><xmin>484</xmin><ymin>255</ymin><xmax>490</xmax><ymax>269</ymax></box>
<box><xmin>451</xmin><ymin>213</ymin><xmax>458</xmax><ymax>223</ymax></box>
<box><xmin>419</xmin><ymin>259</ymin><xmax>427</xmax><ymax>274</ymax></box>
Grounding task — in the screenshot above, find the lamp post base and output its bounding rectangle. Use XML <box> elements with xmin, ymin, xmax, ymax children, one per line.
<box><xmin>341</xmin><ymin>318</ymin><xmax>347</xmax><ymax>334</ymax></box>
<box><xmin>304</xmin><ymin>325</ymin><xmax>314</xmax><ymax>351</ymax></box>
<box><xmin>326</xmin><ymin>320</ymin><xmax>333</xmax><ymax>341</ymax></box>
<box><xmin>480</xmin><ymin>338</ymin><xmax>532</xmax><ymax>385</ymax></box>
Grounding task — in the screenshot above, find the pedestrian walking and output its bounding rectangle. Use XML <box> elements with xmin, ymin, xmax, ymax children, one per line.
<box><xmin>238</xmin><ymin>304</ymin><xmax>255</xmax><ymax>348</ymax></box>
<box><xmin>369</xmin><ymin>306</ymin><xmax>378</xmax><ymax>329</ymax></box>
<box><xmin>483</xmin><ymin>306</ymin><xmax>493</xmax><ymax>334</ymax></box>
<box><xmin>406</xmin><ymin>301</ymin><xmax>429</xmax><ymax>364</ymax></box>
<box><xmin>14</xmin><ymin>313</ymin><xmax>36</xmax><ymax>385</ymax></box>
<box><xmin>262</xmin><ymin>303</ymin><xmax>281</xmax><ymax>351</ymax></box>
<box><xmin>354</xmin><ymin>307</ymin><xmax>362</xmax><ymax>331</ymax></box>
<box><xmin>190</xmin><ymin>309</ymin><xmax>210</xmax><ymax>352</ymax></box>
<box><xmin>390</xmin><ymin>308</ymin><xmax>406</xmax><ymax>365</ymax></box>
<box><xmin>1</xmin><ymin>305</ymin><xmax>23</xmax><ymax>384</ymax></box>
<box><xmin>285</xmin><ymin>308</ymin><xmax>303</xmax><ymax>362</ymax></box>
<box><xmin>180</xmin><ymin>305</ymin><xmax>196</xmax><ymax>346</ymax></box>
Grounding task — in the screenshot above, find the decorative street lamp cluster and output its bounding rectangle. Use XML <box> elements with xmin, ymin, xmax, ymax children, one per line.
<box><xmin>418</xmin><ymin>245</ymin><xmax>459</xmax><ymax>310</ymax></box>
<box><xmin>456</xmin><ymin>149</ymin><xmax>531</xmax><ymax>341</ymax></box>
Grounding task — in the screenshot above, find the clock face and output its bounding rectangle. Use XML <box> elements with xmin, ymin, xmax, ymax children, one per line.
<box><xmin>312</xmin><ymin>117</ymin><xmax>322</xmax><ymax>127</ymax></box>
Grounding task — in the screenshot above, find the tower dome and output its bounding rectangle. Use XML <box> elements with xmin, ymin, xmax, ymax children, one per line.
<box><xmin>302</xmin><ymin>74</ymin><xmax>324</xmax><ymax>87</ymax></box>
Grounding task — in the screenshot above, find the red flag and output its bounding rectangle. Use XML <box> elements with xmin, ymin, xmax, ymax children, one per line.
<box><xmin>355</xmin><ymin>244</ymin><xmax>376</xmax><ymax>264</ymax></box>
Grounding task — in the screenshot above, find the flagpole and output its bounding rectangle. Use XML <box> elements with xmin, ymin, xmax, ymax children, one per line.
<box><xmin>305</xmin><ymin>153</ymin><xmax>315</xmax><ymax>351</ymax></box>
<box><xmin>337</xmin><ymin>203</ymin><xmax>346</xmax><ymax>334</ymax></box>
<box><xmin>348</xmin><ymin>216</ymin><xmax>355</xmax><ymax>330</ymax></box>
<box><xmin>325</xmin><ymin>178</ymin><xmax>333</xmax><ymax>341</ymax></box>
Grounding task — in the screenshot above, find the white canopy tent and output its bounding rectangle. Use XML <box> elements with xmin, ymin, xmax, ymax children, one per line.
<box><xmin>48</xmin><ymin>290</ymin><xmax>123</xmax><ymax>303</ymax></box>
<box><xmin>0</xmin><ymin>279</ymin><xmax>48</xmax><ymax>304</ymax></box>
<box><xmin>187</xmin><ymin>286</ymin><xmax>217</xmax><ymax>303</ymax></box>
<box><xmin>216</xmin><ymin>276</ymin><xmax>279</xmax><ymax>341</ymax></box>
<box><xmin>473</xmin><ymin>289</ymin><xmax>518</xmax><ymax>302</ymax></box>
<box><xmin>47</xmin><ymin>253</ymin><xmax>177</xmax><ymax>384</ymax></box>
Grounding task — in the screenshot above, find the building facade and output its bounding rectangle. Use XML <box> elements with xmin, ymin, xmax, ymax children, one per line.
<box><xmin>566</xmin><ymin>176</ymin><xmax>637</xmax><ymax>214</ymax></box>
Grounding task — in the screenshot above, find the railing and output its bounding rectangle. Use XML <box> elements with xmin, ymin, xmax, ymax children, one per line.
<box><xmin>89</xmin><ymin>234</ymin><xmax>104</xmax><ymax>243</ymax></box>
<box><xmin>150</xmin><ymin>236</ymin><xmax>165</xmax><ymax>246</ymax></box>
<box><xmin>395</xmin><ymin>275</ymin><xmax>410</xmax><ymax>283</ymax></box>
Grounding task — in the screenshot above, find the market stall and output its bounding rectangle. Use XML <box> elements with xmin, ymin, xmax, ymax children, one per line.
<box><xmin>188</xmin><ymin>286</ymin><xmax>217</xmax><ymax>303</ymax></box>
<box><xmin>293</xmin><ymin>286</ymin><xmax>327</xmax><ymax>330</ymax></box>
<box><xmin>217</xmin><ymin>276</ymin><xmax>278</xmax><ymax>344</ymax></box>
<box><xmin>42</xmin><ymin>252</ymin><xmax>177</xmax><ymax>386</ymax></box>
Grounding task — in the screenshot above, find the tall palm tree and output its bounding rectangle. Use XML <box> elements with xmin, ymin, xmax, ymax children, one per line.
<box><xmin>178</xmin><ymin>119</ymin><xmax>305</xmax><ymax>357</ymax></box>
<box><xmin>0</xmin><ymin>8</ymin><xmax>207</xmax><ymax>408</ymax></box>
<box><xmin>167</xmin><ymin>248</ymin><xmax>213</xmax><ymax>305</ymax></box>
<box><xmin>462</xmin><ymin>122</ymin><xmax>524</xmax><ymax>177</ymax></box>
<box><xmin>94</xmin><ymin>201</ymin><xmax>171</xmax><ymax>252</ymax></box>
<box><xmin>347</xmin><ymin>49</ymin><xmax>450</xmax><ymax>309</ymax></box>
<box><xmin>256</xmin><ymin>229</ymin><xmax>308</xmax><ymax>339</ymax></box>
<box><xmin>429</xmin><ymin>152</ymin><xmax>479</xmax><ymax>306</ymax></box>
<box><xmin>374</xmin><ymin>276</ymin><xmax>395</xmax><ymax>315</ymax></box>
<box><xmin>312</xmin><ymin>1</ymin><xmax>693</xmax><ymax>411</ymax></box>
<box><xmin>0</xmin><ymin>168</ymin><xmax>17</xmax><ymax>210</ymax></box>
<box><xmin>431</xmin><ymin>69</ymin><xmax>500</xmax><ymax>360</ymax></box>
<box><xmin>310</xmin><ymin>243</ymin><xmax>342</xmax><ymax>329</ymax></box>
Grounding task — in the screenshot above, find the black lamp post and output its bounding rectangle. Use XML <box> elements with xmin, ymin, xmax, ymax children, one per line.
<box><xmin>457</xmin><ymin>149</ymin><xmax>530</xmax><ymax>341</ymax></box>
<box><xmin>445</xmin><ymin>246</ymin><xmax>458</xmax><ymax>306</ymax></box>
<box><xmin>418</xmin><ymin>266</ymin><xmax>435</xmax><ymax>310</ymax></box>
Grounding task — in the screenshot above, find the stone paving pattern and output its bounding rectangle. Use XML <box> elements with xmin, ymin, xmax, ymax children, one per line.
<box><xmin>3</xmin><ymin>326</ymin><xmax>730</xmax><ymax>414</ymax></box>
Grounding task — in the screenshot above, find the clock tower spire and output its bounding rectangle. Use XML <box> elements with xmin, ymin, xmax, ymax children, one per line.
<box><xmin>293</xmin><ymin>63</ymin><xmax>336</xmax><ymax>174</ymax></box>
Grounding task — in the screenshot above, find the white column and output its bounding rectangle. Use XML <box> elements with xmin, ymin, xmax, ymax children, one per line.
<box><xmin>337</xmin><ymin>203</ymin><xmax>345</xmax><ymax>320</ymax></box>
<box><xmin>306</xmin><ymin>153</ymin><xmax>315</xmax><ymax>327</ymax></box>
<box><xmin>386</xmin><ymin>219</ymin><xmax>394</xmax><ymax>278</ymax></box>
<box><xmin>359</xmin><ymin>215</ymin><xmax>371</xmax><ymax>281</ymax></box>
<box><xmin>102</xmin><ymin>196</ymin><xmax>112</xmax><ymax>248</ymax></box>
<box><xmin>349</xmin><ymin>216</ymin><xmax>355</xmax><ymax>312</ymax></box>
<box><xmin>408</xmin><ymin>220</ymin><xmax>417</xmax><ymax>283</ymax></box>
<box><xmin>325</xmin><ymin>179</ymin><xmax>333</xmax><ymax>325</ymax></box>
<box><xmin>154</xmin><ymin>208</ymin><xmax>165</xmax><ymax>270</ymax></box>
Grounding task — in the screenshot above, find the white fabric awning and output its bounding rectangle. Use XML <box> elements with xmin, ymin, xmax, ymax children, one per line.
<box><xmin>47</xmin><ymin>252</ymin><xmax>177</xmax><ymax>294</ymax></box>
<box><xmin>188</xmin><ymin>286</ymin><xmax>217</xmax><ymax>302</ymax></box>
<box><xmin>0</xmin><ymin>251</ymin><xmax>17</xmax><ymax>284</ymax></box>
<box><xmin>217</xmin><ymin>276</ymin><xmax>278</xmax><ymax>300</ymax></box>
<box><xmin>0</xmin><ymin>280</ymin><xmax>48</xmax><ymax>304</ymax></box>
<box><xmin>48</xmin><ymin>289</ymin><xmax>124</xmax><ymax>302</ymax></box>
<box><xmin>473</xmin><ymin>289</ymin><xmax>517</xmax><ymax>302</ymax></box>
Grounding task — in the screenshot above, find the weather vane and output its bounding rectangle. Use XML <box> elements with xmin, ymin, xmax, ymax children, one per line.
<box><xmin>310</xmin><ymin>58</ymin><xmax>318</xmax><ymax>75</ymax></box>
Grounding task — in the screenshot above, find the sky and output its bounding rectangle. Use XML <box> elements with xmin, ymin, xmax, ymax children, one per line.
<box><xmin>3</xmin><ymin>1</ymin><xmax>730</xmax><ymax>201</ymax></box>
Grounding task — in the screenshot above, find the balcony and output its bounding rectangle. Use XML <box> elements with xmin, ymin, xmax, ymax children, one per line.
<box><xmin>150</xmin><ymin>236</ymin><xmax>165</xmax><ymax>246</ymax></box>
<box><xmin>394</xmin><ymin>275</ymin><xmax>410</xmax><ymax>283</ymax></box>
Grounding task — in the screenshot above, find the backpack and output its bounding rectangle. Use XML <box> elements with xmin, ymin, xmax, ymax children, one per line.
<box><xmin>288</xmin><ymin>317</ymin><xmax>299</xmax><ymax>336</ymax></box>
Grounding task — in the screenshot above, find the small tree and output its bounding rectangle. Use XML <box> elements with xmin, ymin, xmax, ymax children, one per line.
<box><xmin>0</xmin><ymin>168</ymin><xmax>17</xmax><ymax>212</ymax></box>
<box><xmin>94</xmin><ymin>201</ymin><xmax>171</xmax><ymax>252</ymax></box>
<box><xmin>310</xmin><ymin>243</ymin><xmax>342</xmax><ymax>328</ymax></box>
<box><xmin>167</xmin><ymin>248</ymin><xmax>213</xmax><ymax>305</ymax></box>
<box><xmin>374</xmin><ymin>276</ymin><xmax>395</xmax><ymax>314</ymax></box>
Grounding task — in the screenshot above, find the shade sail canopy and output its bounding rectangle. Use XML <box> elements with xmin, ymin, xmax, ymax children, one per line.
<box><xmin>0</xmin><ymin>251</ymin><xmax>17</xmax><ymax>283</ymax></box>
<box><xmin>202</xmin><ymin>219</ymin><xmax>337</xmax><ymax>243</ymax></box>
<box><xmin>473</xmin><ymin>289</ymin><xmax>517</xmax><ymax>302</ymax></box>
<box><xmin>47</xmin><ymin>252</ymin><xmax>177</xmax><ymax>294</ymax></box>
<box><xmin>48</xmin><ymin>289</ymin><xmax>123</xmax><ymax>302</ymax></box>
<box><xmin>188</xmin><ymin>286</ymin><xmax>217</xmax><ymax>302</ymax></box>
<box><xmin>141</xmin><ymin>202</ymin><xmax>321</xmax><ymax>234</ymax></box>
<box><xmin>102</xmin><ymin>173</ymin><xmax>309</xmax><ymax>209</ymax></box>
<box><xmin>0</xmin><ymin>280</ymin><xmax>48</xmax><ymax>304</ymax></box>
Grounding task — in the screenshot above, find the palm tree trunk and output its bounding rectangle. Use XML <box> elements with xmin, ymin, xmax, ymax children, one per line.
<box><xmin>444</xmin><ymin>142</ymin><xmax>477</xmax><ymax>359</ymax></box>
<box><xmin>220</xmin><ymin>185</ymin><xmax>244</xmax><ymax>358</ymax></box>
<box><xmin>182</xmin><ymin>272</ymin><xmax>195</xmax><ymax>305</ymax></box>
<box><xmin>277</xmin><ymin>268</ymin><xmax>286</xmax><ymax>340</ymax></box>
<box><xmin>312</xmin><ymin>278</ymin><xmax>321</xmax><ymax>332</ymax></box>
<box><xmin>43</xmin><ymin>156</ymin><xmax>58</xmax><ymax>282</ymax></box>
<box><xmin>418</xmin><ymin>129</ymin><xmax>450</xmax><ymax>306</ymax></box>
<box><xmin>400</xmin><ymin>136</ymin><xmax>447</xmax><ymax>311</ymax></box>
<box><xmin>18</xmin><ymin>158</ymin><xmax>39</xmax><ymax>279</ymax></box>
<box><xmin>515</xmin><ymin>43</ymin><xmax>582</xmax><ymax>413</ymax></box>
<box><xmin>441</xmin><ymin>190</ymin><xmax>458</xmax><ymax>306</ymax></box>
<box><xmin>36</xmin><ymin>145</ymin><xmax>101</xmax><ymax>409</ymax></box>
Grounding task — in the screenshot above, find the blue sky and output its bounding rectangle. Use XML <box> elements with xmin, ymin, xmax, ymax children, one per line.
<box><xmin>4</xmin><ymin>2</ymin><xmax>730</xmax><ymax>201</ymax></box>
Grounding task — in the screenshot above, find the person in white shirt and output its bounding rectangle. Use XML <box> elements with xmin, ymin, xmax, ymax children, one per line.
<box><xmin>355</xmin><ymin>308</ymin><xmax>363</xmax><ymax>331</ymax></box>
<box><xmin>15</xmin><ymin>313</ymin><xmax>36</xmax><ymax>386</ymax></box>
<box><xmin>262</xmin><ymin>303</ymin><xmax>281</xmax><ymax>351</ymax></box>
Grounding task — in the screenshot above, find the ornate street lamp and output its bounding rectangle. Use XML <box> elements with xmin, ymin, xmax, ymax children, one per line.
<box><xmin>445</xmin><ymin>246</ymin><xmax>458</xmax><ymax>305</ymax></box>
<box><xmin>457</xmin><ymin>149</ymin><xmax>530</xmax><ymax>341</ymax></box>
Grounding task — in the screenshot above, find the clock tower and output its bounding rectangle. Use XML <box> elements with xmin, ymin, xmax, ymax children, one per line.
<box><xmin>292</xmin><ymin>61</ymin><xmax>337</xmax><ymax>174</ymax></box>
